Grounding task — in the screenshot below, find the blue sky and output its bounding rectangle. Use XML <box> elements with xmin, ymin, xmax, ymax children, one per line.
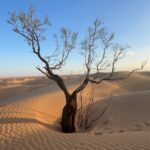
<box><xmin>0</xmin><ymin>0</ymin><xmax>150</xmax><ymax>77</ymax></box>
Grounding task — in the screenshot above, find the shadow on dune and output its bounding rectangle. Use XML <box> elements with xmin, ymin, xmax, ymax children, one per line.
<box><xmin>0</xmin><ymin>117</ymin><xmax>61</xmax><ymax>132</ymax></box>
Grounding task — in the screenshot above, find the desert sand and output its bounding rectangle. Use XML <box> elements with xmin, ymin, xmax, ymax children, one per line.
<box><xmin>1</xmin><ymin>72</ymin><xmax>150</xmax><ymax>150</ymax></box>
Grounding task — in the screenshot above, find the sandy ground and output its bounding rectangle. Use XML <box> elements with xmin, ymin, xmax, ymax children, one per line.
<box><xmin>0</xmin><ymin>72</ymin><xmax>150</xmax><ymax>150</ymax></box>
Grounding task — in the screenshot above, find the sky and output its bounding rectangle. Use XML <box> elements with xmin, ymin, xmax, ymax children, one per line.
<box><xmin>0</xmin><ymin>0</ymin><xmax>150</xmax><ymax>77</ymax></box>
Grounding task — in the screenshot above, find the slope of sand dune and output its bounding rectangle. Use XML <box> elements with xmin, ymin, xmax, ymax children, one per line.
<box><xmin>1</xmin><ymin>72</ymin><xmax>150</xmax><ymax>150</ymax></box>
<box><xmin>113</xmin><ymin>72</ymin><xmax>150</xmax><ymax>92</ymax></box>
<box><xmin>138</xmin><ymin>71</ymin><xmax>150</xmax><ymax>77</ymax></box>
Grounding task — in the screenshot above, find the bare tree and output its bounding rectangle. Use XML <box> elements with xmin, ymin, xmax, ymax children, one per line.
<box><xmin>8</xmin><ymin>6</ymin><xmax>146</xmax><ymax>133</ymax></box>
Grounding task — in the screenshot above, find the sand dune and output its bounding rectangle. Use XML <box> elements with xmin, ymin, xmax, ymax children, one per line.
<box><xmin>114</xmin><ymin>72</ymin><xmax>150</xmax><ymax>92</ymax></box>
<box><xmin>0</xmin><ymin>72</ymin><xmax>150</xmax><ymax>150</ymax></box>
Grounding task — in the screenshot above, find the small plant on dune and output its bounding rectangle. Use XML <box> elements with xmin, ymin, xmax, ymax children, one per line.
<box><xmin>77</xmin><ymin>83</ymin><xmax>112</xmax><ymax>130</ymax></box>
<box><xmin>8</xmin><ymin>6</ymin><xmax>146</xmax><ymax>133</ymax></box>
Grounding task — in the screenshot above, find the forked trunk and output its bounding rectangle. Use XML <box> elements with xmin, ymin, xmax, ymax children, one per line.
<box><xmin>61</xmin><ymin>95</ymin><xmax>77</xmax><ymax>133</ymax></box>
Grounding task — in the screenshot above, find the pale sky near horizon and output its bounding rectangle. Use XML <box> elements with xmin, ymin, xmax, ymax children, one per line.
<box><xmin>0</xmin><ymin>0</ymin><xmax>150</xmax><ymax>77</ymax></box>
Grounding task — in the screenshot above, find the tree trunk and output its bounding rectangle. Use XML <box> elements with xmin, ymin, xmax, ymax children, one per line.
<box><xmin>61</xmin><ymin>94</ymin><xmax>77</xmax><ymax>133</ymax></box>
